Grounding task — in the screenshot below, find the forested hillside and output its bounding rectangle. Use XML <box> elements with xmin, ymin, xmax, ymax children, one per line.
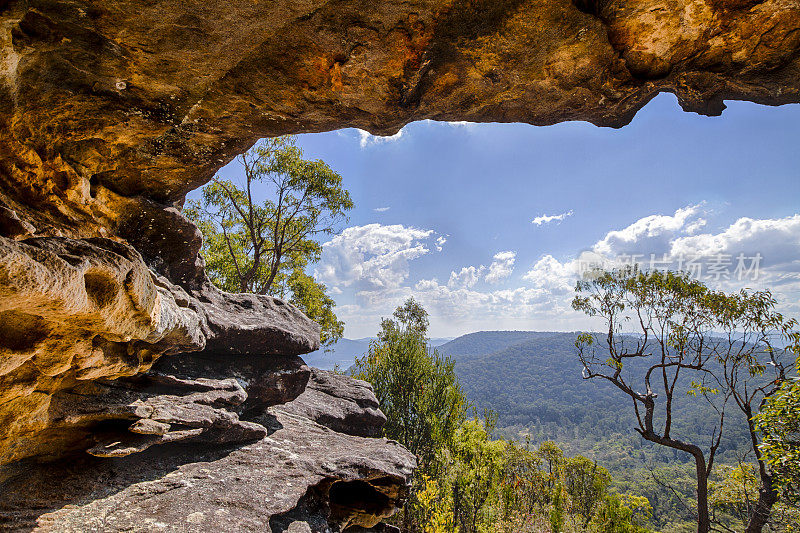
<box><xmin>441</xmin><ymin>331</ymin><xmax>766</xmax><ymax>531</ymax></box>
<box><xmin>314</xmin><ymin>329</ymin><xmax>787</xmax><ymax>530</ymax></box>
<box><xmin>443</xmin><ymin>331</ymin><xmax>753</xmax><ymax>469</ymax></box>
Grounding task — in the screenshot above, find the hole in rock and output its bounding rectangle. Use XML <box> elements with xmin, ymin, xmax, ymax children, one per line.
<box><xmin>89</xmin><ymin>175</ymin><xmax>99</xmax><ymax>198</ymax></box>
<box><xmin>572</xmin><ymin>0</ymin><xmax>603</xmax><ymax>15</ymax></box>
<box><xmin>0</xmin><ymin>311</ymin><xmax>49</xmax><ymax>352</ymax></box>
<box><xmin>328</xmin><ymin>479</ymin><xmax>391</xmax><ymax>516</ymax></box>
<box><xmin>83</xmin><ymin>271</ymin><xmax>119</xmax><ymax>308</ymax></box>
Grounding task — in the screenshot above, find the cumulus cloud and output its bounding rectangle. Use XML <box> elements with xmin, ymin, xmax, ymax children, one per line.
<box><xmin>315</xmin><ymin>224</ymin><xmax>434</xmax><ymax>292</ymax></box>
<box><xmin>358</xmin><ymin>128</ymin><xmax>404</xmax><ymax>148</ymax></box>
<box><xmin>532</xmin><ymin>210</ymin><xmax>573</xmax><ymax>226</ymax></box>
<box><xmin>407</xmin><ymin>278</ymin><xmax>569</xmax><ymax>323</ymax></box>
<box><xmin>522</xmin><ymin>254</ymin><xmax>577</xmax><ymax>292</ymax></box>
<box><xmin>671</xmin><ymin>215</ymin><xmax>800</xmax><ymax>270</ymax></box>
<box><xmin>684</xmin><ymin>218</ymin><xmax>707</xmax><ymax>235</ymax></box>
<box><xmin>448</xmin><ymin>266</ymin><xmax>485</xmax><ymax>289</ymax></box>
<box><xmin>485</xmin><ymin>251</ymin><xmax>517</xmax><ymax>284</ymax></box>
<box><xmin>592</xmin><ymin>204</ymin><xmax>704</xmax><ymax>256</ymax></box>
<box><xmin>583</xmin><ymin>208</ymin><xmax>800</xmax><ymax>289</ymax></box>
<box><xmin>319</xmin><ymin>205</ymin><xmax>800</xmax><ymax>338</ymax></box>
<box><xmin>516</xmin><ymin>211</ymin><xmax>800</xmax><ymax>325</ymax></box>
<box><xmin>373</xmin><ymin>206</ymin><xmax>391</xmax><ymax>213</ymax></box>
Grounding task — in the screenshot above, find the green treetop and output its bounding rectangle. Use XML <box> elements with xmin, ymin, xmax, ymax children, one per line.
<box><xmin>186</xmin><ymin>136</ymin><xmax>353</xmax><ymax>346</ymax></box>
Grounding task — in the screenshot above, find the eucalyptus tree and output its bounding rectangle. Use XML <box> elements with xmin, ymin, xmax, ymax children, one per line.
<box><xmin>354</xmin><ymin>298</ymin><xmax>467</xmax><ymax>467</ymax></box>
<box><xmin>353</xmin><ymin>298</ymin><xmax>468</xmax><ymax>531</ymax></box>
<box><xmin>573</xmin><ymin>267</ymin><xmax>797</xmax><ymax>533</ymax></box>
<box><xmin>755</xmin><ymin>370</ymin><xmax>800</xmax><ymax>521</ymax></box>
<box><xmin>187</xmin><ymin>136</ymin><xmax>352</xmax><ymax>346</ymax></box>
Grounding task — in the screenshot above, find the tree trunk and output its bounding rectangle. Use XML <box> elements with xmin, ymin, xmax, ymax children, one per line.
<box><xmin>694</xmin><ymin>454</ymin><xmax>711</xmax><ymax>533</ymax></box>
<box><xmin>745</xmin><ymin>474</ymin><xmax>778</xmax><ymax>533</ymax></box>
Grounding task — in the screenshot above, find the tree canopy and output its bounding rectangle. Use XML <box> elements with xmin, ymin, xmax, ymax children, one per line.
<box><xmin>186</xmin><ymin>136</ymin><xmax>352</xmax><ymax>346</ymax></box>
<box><xmin>356</xmin><ymin>299</ymin><xmax>656</xmax><ymax>533</ymax></box>
<box><xmin>573</xmin><ymin>267</ymin><xmax>798</xmax><ymax>533</ymax></box>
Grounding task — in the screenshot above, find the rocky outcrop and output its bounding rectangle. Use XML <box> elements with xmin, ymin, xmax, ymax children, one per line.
<box><xmin>0</xmin><ymin>234</ymin><xmax>319</xmax><ymax>466</ymax></box>
<box><xmin>0</xmin><ymin>366</ymin><xmax>415</xmax><ymax>532</ymax></box>
<box><xmin>280</xmin><ymin>368</ymin><xmax>388</xmax><ymax>439</ymax></box>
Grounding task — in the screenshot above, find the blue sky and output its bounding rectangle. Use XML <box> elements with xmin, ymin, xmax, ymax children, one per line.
<box><xmin>202</xmin><ymin>93</ymin><xmax>800</xmax><ymax>338</ymax></box>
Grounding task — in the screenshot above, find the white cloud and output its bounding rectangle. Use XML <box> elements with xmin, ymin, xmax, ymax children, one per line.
<box><xmin>684</xmin><ymin>218</ymin><xmax>707</xmax><ymax>235</ymax></box>
<box><xmin>670</xmin><ymin>215</ymin><xmax>800</xmax><ymax>269</ymax></box>
<box><xmin>315</xmin><ymin>224</ymin><xmax>434</xmax><ymax>292</ymax></box>
<box><xmin>485</xmin><ymin>251</ymin><xmax>516</xmax><ymax>284</ymax></box>
<box><xmin>373</xmin><ymin>206</ymin><xmax>391</xmax><ymax>213</ymax></box>
<box><xmin>358</xmin><ymin>128</ymin><xmax>404</xmax><ymax>148</ymax></box>
<box><xmin>593</xmin><ymin>203</ymin><xmax>704</xmax><ymax>256</ymax></box>
<box><xmin>442</xmin><ymin>251</ymin><xmax>516</xmax><ymax>291</ymax></box>
<box><xmin>532</xmin><ymin>210</ymin><xmax>573</xmax><ymax>226</ymax></box>
<box><xmin>319</xmin><ymin>205</ymin><xmax>800</xmax><ymax>338</ymax></box>
<box><xmin>522</xmin><ymin>254</ymin><xmax>577</xmax><ymax>292</ymax></box>
<box><xmin>405</xmin><ymin>278</ymin><xmax>572</xmax><ymax>323</ymax></box>
<box><xmin>448</xmin><ymin>266</ymin><xmax>485</xmax><ymax>289</ymax></box>
<box><xmin>581</xmin><ymin>208</ymin><xmax>800</xmax><ymax>291</ymax></box>
<box><xmin>445</xmin><ymin>121</ymin><xmax>476</xmax><ymax>129</ymax></box>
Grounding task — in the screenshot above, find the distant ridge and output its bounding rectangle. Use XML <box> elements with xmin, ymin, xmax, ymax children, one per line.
<box><xmin>438</xmin><ymin>330</ymin><xmax>578</xmax><ymax>361</ymax></box>
<box><xmin>304</xmin><ymin>336</ymin><xmax>454</xmax><ymax>370</ymax></box>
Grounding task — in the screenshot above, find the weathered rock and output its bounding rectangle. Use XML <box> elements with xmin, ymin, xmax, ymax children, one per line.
<box><xmin>0</xmin><ymin>235</ymin><xmax>204</xmax><ymax>465</ymax></box>
<box><xmin>2</xmin><ymin>0</ymin><xmax>800</xmax><ymax>255</ymax></box>
<box><xmin>0</xmin><ymin>373</ymin><xmax>415</xmax><ymax>532</ymax></box>
<box><xmin>152</xmin><ymin>352</ymin><xmax>313</xmax><ymax>415</ymax></box>
<box><xmin>0</xmin><ymin>232</ymin><xmax>318</xmax><ymax>466</ymax></box>
<box><xmin>0</xmin><ymin>205</ymin><xmax>34</xmax><ymax>239</ymax></box>
<box><xmin>196</xmin><ymin>282</ymin><xmax>321</xmax><ymax>357</ymax></box>
<box><xmin>278</xmin><ymin>369</ymin><xmax>387</xmax><ymax>438</ymax></box>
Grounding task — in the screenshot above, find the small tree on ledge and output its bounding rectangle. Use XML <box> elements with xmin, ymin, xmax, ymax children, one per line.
<box><xmin>186</xmin><ymin>136</ymin><xmax>353</xmax><ymax>347</ymax></box>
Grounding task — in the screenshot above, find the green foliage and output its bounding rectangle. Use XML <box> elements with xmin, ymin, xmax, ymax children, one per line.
<box><xmin>756</xmin><ymin>373</ymin><xmax>800</xmax><ymax>506</ymax></box>
<box><xmin>562</xmin><ymin>456</ymin><xmax>612</xmax><ymax>527</ymax></box>
<box><xmin>439</xmin><ymin>329</ymin><xmax>797</xmax><ymax>529</ymax></box>
<box><xmin>589</xmin><ymin>492</ymin><xmax>651</xmax><ymax>533</ymax></box>
<box><xmin>353</xmin><ymin>298</ymin><xmax>468</xmax><ymax>469</ymax></box>
<box><xmin>572</xmin><ymin>267</ymin><xmax>799</xmax><ymax>532</ymax></box>
<box><xmin>286</xmin><ymin>268</ymin><xmax>344</xmax><ymax>346</ymax></box>
<box><xmin>710</xmin><ymin>463</ymin><xmax>761</xmax><ymax>526</ymax></box>
<box><xmin>710</xmin><ymin>463</ymin><xmax>800</xmax><ymax>531</ymax></box>
<box><xmin>186</xmin><ymin>136</ymin><xmax>352</xmax><ymax>346</ymax></box>
<box><xmin>449</xmin><ymin>418</ymin><xmax>507</xmax><ymax>533</ymax></box>
<box><xmin>418</xmin><ymin>474</ymin><xmax>456</xmax><ymax>533</ymax></box>
<box><xmin>357</xmin><ymin>304</ymin><xmax>656</xmax><ymax>532</ymax></box>
<box><xmin>418</xmin><ymin>424</ymin><xmax>650</xmax><ymax>533</ymax></box>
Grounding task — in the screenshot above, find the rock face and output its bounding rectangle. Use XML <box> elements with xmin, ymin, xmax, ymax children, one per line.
<box><xmin>0</xmin><ymin>367</ymin><xmax>415</xmax><ymax>532</ymax></box>
<box><xmin>2</xmin><ymin>0</ymin><xmax>800</xmax><ymax>247</ymax></box>
<box><xmin>0</xmin><ymin>234</ymin><xmax>319</xmax><ymax>465</ymax></box>
<box><xmin>1</xmin><ymin>0</ymin><xmax>799</xmax><ymax>530</ymax></box>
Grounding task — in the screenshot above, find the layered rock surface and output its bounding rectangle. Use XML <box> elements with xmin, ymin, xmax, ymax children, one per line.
<box><xmin>0</xmin><ymin>359</ymin><xmax>415</xmax><ymax>532</ymax></box>
<box><xmin>0</xmin><ymin>233</ymin><xmax>319</xmax><ymax>465</ymax></box>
